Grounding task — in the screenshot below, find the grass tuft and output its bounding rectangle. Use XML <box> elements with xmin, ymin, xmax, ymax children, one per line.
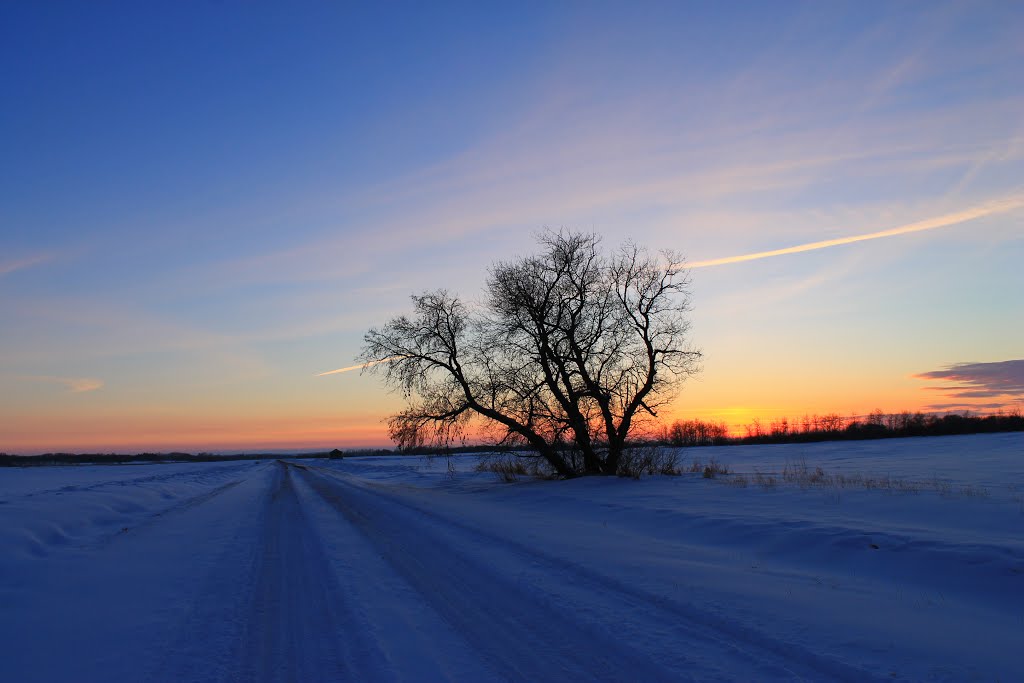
<box><xmin>618</xmin><ymin>447</ymin><xmax>684</xmax><ymax>479</ymax></box>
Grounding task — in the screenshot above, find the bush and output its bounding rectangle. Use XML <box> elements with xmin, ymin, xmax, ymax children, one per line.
<box><xmin>474</xmin><ymin>454</ymin><xmax>529</xmax><ymax>481</ymax></box>
<box><xmin>692</xmin><ymin>458</ymin><xmax>729</xmax><ymax>478</ymax></box>
<box><xmin>617</xmin><ymin>446</ymin><xmax>684</xmax><ymax>479</ymax></box>
<box><xmin>474</xmin><ymin>453</ymin><xmax>556</xmax><ymax>481</ymax></box>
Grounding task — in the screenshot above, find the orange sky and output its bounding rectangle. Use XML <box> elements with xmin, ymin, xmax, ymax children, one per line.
<box><xmin>2</xmin><ymin>364</ymin><xmax>1011</xmax><ymax>453</ymax></box>
<box><xmin>3</xmin><ymin>2</ymin><xmax>1022</xmax><ymax>454</ymax></box>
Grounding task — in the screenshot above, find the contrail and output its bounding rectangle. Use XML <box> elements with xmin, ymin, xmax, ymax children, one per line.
<box><xmin>688</xmin><ymin>194</ymin><xmax>1024</xmax><ymax>269</ymax></box>
<box><xmin>316</xmin><ymin>357</ymin><xmax>397</xmax><ymax>377</ymax></box>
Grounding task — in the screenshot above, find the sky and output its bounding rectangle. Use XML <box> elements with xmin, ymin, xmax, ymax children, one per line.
<box><xmin>1</xmin><ymin>1</ymin><xmax>1022</xmax><ymax>453</ymax></box>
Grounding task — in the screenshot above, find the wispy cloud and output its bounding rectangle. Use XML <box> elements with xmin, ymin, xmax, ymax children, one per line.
<box><xmin>0</xmin><ymin>254</ymin><xmax>51</xmax><ymax>277</ymax></box>
<box><xmin>688</xmin><ymin>193</ymin><xmax>1024</xmax><ymax>269</ymax></box>
<box><xmin>32</xmin><ymin>376</ymin><xmax>105</xmax><ymax>393</ymax></box>
<box><xmin>914</xmin><ymin>360</ymin><xmax>1024</xmax><ymax>400</ymax></box>
<box><xmin>188</xmin><ymin>44</ymin><xmax>1024</xmax><ymax>294</ymax></box>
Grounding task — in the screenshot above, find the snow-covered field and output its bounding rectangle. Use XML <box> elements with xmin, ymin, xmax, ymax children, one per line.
<box><xmin>1</xmin><ymin>433</ymin><xmax>1022</xmax><ymax>682</ymax></box>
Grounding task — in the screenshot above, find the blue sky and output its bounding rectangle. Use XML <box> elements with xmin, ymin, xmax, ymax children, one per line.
<box><xmin>2</xmin><ymin>1</ymin><xmax>1022</xmax><ymax>452</ymax></box>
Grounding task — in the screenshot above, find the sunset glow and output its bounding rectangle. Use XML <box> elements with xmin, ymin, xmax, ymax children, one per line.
<box><xmin>2</xmin><ymin>3</ymin><xmax>1022</xmax><ymax>453</ymax></box>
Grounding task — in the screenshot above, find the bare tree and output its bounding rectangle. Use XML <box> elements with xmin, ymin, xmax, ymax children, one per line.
<box><xmin>360</xmin><ymin>231</ymin><xmax>701</xmax><ymax>476</ymax></box>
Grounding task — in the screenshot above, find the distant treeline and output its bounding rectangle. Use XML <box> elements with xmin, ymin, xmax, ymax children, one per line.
<box><xmin>5</xmin><ymin>410</ymin><xmax>1020</xmax><ymax>464</ymax></box>
<box><xmin>0</xmin><ymin>450</ymin><xmax>341</xmax><ymax>467</ymax></box>
<box><xmin>660</xmin><ymin>409</ymin><xmax>1024</xmax><ymax>447</ymax></box>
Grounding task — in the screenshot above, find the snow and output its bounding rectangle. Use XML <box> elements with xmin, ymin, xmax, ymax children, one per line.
<box><xmin>1</xmin><ymin>433</ymin><xmax>1022</xmax><ymax>682</ymax></box>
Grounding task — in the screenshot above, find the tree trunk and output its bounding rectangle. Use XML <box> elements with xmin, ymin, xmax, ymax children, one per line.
<box><xmin>582</xmin><ymin>445</ymin><xmax>604</xmax><ymax>475</ymax></box>
<box><xmin>535</xmin><ymin>441</ymin><xmax>571</xmax><ymax>476</ymax></box>
<box><xmin>603</xmin><ymin>439</ymin><xmax>624</xmax><ymax>475</ymax></box>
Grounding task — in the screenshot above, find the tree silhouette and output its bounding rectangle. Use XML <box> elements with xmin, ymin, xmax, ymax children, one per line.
<box><xmin>360</xmin><ymin>230</ymin><xmax>701</xmax><ymax>476</ymax></box>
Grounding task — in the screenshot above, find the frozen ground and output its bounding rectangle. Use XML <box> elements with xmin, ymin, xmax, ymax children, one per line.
<box><xmin>1</xmin><ymin>433</ymin><xmax>1022</xmax><ymax>682</ymax></box>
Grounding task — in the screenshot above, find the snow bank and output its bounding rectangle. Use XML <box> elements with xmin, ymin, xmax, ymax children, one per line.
<box><xmin>1</xmin><ymin>434</ymin><xmax>1021</xmax><ymax>681</ymax></box>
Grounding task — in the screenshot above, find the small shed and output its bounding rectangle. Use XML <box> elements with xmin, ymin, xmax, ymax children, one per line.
<box><xmin>328</xmin><ymin>448</ymin><xmax>344</xmax><ymax>460</ymax></box>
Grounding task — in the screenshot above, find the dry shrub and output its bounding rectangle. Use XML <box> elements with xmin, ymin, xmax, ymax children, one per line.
<box><xmin>753</xmin><ymin>469</ymin><xmax>777</xmax><ymax>489</ymax></box>
<box><xmin>782</xmin><ymin>457</ymin><xmax>828</xmax><ymax>488</ymax></box>
<box><xmin>701</xmin><ymin>459</ymin><xmax>730</xmax><ymax>479</ymax></box>
<box><xmin>475</xmin><ymin>454</ymin><xmax>530</xmax><ymax>482</ymax></box>
<box><xmin>726</xmin><ymin>473</ymin><xmax>749</xmax><ymax>488</ymax></box>
<box><xmin>931</xmin><ymin>478</ymin><xmax>954</xmax><ymax>497</ymax></box>
<box><xmin>776</xmin><ymin>458</ymin><xmax>989</xmax><ymax>498</ymax></box>
<box><xmin>617</xmin><ymin>446</ymin><xmax>684</xmax><ymax>479</ymax></box>
<box><xmin>959</xmin><ymin>484</ymin><xmax>990</xmax><ymax>498</ymax></box>
<box><xmin>657</xmin><ymin>450</ymin><xmax>683</xmax><ymax>475</ymax></box>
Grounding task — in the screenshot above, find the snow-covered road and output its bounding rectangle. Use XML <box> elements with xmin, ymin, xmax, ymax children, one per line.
<box><xmin>2</xmin><ymin>434</ymin><xmax>1022</xmax><ymax>682</ymax></box>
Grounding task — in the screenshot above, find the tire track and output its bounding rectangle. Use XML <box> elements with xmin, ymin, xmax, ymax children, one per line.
<box><xmin>143</xmin><ymin>464</ymin><xmax>282</xmax><ymax>683</ymax></box>
<box><xmin>5</xmin><ymin>465</ymin><xmax>270</xmax><ymax>563</ymax></box>
<box><xmin>236</xmin><ymin>462</ymin><xmax>388</xmax><ymax>683</ymax></box>
<box><xmin>301</xmin><ymin>464</ymin><xmax>883</xmax><ymax>682</ymax></box>
<box><xmin>295</xmin><ymin>463</ymin><xmax>682</xmax><ymax>683</ymax></box>
<box><xmin>15</xmin><ymin>461</ymin><xmax>260</xmax><ymax>500</ymax></box>
<box><xmin>86</xmin><ymin>476</ymin><xmax>249</xmax><ymax>551</ymax></box>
